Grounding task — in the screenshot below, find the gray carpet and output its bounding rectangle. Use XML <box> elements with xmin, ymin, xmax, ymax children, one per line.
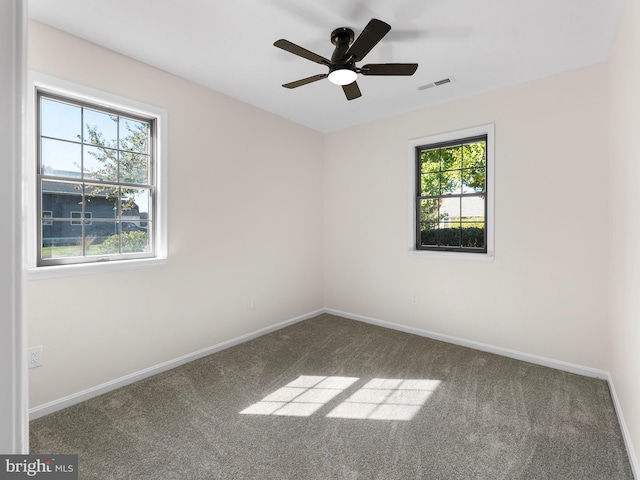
<box><xmin>30</xmin><ymin>314</ymin><xmax>633</xmax><ymax>479</ymax></box>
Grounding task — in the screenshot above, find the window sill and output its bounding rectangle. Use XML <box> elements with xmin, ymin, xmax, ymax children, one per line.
<box><xmin>27</xmin><ymin>256</ymin><xmax>167</xmax><ymax>280</ymax></box>
<box><xmin>408</xmin><ymin>249</ymin><xmax>494</xmax><ymax>262</ymax></box>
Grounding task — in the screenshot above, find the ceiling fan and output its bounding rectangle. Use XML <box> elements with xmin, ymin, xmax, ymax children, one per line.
<box><xmin>274</xmin><ymin>18</ymin><xmax>418</xmax><ymax>100</ymax></box>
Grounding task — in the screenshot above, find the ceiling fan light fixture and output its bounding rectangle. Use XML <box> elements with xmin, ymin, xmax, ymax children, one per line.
<box><xmin>328</xmin><ymin>68</ymin><xmax>357</xmax><ymax>86</ymax></box>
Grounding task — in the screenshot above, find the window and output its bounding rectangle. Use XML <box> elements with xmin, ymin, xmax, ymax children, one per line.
<box><xmin>42</xmin><ymin>211</ymin><xmax>53</xmax><ymax>226</ymax></box>
<box><xmin>29</xmin><ymin>73</ymin><xmax>167</xmax><ymax>276</ymax></box>
<box><xmin>70</xmin><ymin>211</ymin><xmax>92</xmax><ymax>226</ymax></box>
<box><xmin>408</xmin><ymin>124</ymin><xmax>494</xmax><ymax>260</ymax></box>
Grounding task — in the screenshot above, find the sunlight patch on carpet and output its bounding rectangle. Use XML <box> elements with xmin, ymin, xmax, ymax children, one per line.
<box><xmin>240</xmin><ymin>376</ymin><xmax>440</xmax><ymax>420</ymax></box>
<box><xmin>240</xmin><ymin>376</ymin><xmax>358</xmax><ymax>417</ymax></box>
<box><xmin>326</xmin><ymin>378</ymin><xmax>441</xmax><ymax>421</ymax></box>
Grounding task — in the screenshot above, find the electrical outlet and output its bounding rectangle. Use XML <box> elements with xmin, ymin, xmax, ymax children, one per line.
<box><xmin>28</xmin><ymin>346</ymin><xmax>43</xmax><ymax>369</ymax></box>
<box><xmin>250</xmin><ymin>296</ymin><xmax>257</xmax><ymax>310</ymax></box>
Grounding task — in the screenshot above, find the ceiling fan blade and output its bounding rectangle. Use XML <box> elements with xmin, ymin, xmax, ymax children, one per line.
<box><xmin>342</xmin><ymin>81</ymin><xmax>362</xmax><ymax>100</ymax></box>
<box><xmin>360</xmin><ymin>63</ymin><xmax>418</xmax><ymax>76</ymax></box>
<box><xmin>282</xmin><ymin>74</ymin><xmax>328</xmax><ymax>89</ymax></box>
<box><xmin>345</xmin><ymin>18</ymin><xmax>391</xmax><ymax>62</ymax></box>
<box><xmin>274</xmin><ymin>39</ymin><xmax>331</xmax><ymax>66</ymax></box>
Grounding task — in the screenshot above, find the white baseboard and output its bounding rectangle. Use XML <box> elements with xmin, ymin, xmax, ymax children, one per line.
<box><xmin>607</xmin><ymin>373</ymin><xmax>639</xmax><ymax>479</ymax></box>
<box><xmin>30</xmin><ymin>307</ymin><xmax>610</xmax><ymax>422</ymax></box>
<box><xmin>29</xmin><ymin>309</ymin><xmax>323</xmax><ymax>420</ymax></box>
<box><xmin>323</xmin><ymin>308</ymin><xmax>609</xmax><ymax>379</ymax></box>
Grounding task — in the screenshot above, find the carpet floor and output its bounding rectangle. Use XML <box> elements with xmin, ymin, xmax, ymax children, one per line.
<box><xmin>30</xmin><ymin>314</ymin><xmax>633</xmax><ymax>479</ymax></box>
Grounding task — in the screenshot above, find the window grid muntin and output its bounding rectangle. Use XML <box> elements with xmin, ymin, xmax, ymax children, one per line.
<box><xmin>37</xmin><ymin>89</ymin><xmax>156</xmax><ymax>266</ymax></box>
<box><xmin>416</xmin><ymin>135</ymin><xmax>487</xmax><ymax>253</ymax></box>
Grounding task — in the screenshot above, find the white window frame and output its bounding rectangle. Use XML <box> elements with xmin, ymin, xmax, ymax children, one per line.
<box><xmin>408</xmin><ymin>124</ymin><xmax>494</xmax><ymax>262</ymax></box>
<box><xmin>26</xmin><ymin>72</ymin><xmax>168</xmax><ymax>279</ymax></box>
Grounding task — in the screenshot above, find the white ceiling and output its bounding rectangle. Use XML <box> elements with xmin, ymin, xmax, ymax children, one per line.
<box><xmin>28</xmin><ymin>0</ymin><xmax>625</xmax><ymax>133</ymax></box>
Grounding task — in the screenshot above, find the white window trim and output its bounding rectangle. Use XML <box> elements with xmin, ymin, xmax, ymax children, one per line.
<box><xmin>26</xmin><ymin>72</ymin><xmax>168</xmax><ymax>279</ymax></box>
<box><xmin>407</xmin><ymin>124</ymin><xmax>495</xmax><ymax>262</ymax></box>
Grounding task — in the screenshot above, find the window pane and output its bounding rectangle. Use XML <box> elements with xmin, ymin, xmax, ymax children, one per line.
<box><xmin>439</xmin><ymin>197</ymin><xmax>460</xmax><ymax>220</ymax></box>
<box><xmin>440</xmin><ymin>170</ymin><xmax>461</xmax><ymax>195</ymax></box>
<box><xmin>41</xmin><ymin>138</ymin><xmax>81</xmax><ymax>177</ymax></box>
<box><xmin>121</xmin><ymin>227</ymin><xmax>150</xmax><ymax>254</ymax></box>
<box><xmin>40</xmin><ymin>98</ymin><xmax>81</xmax><ymax>142</ymax></box>
<box><xmin>41</xmin><ymin>220</ymin><xmax>82</xmax><ymax>259</ymax></box>
<box><xmin>461</xmin><ymin>196</ymin><xmax>485</xmax><ymax>223</ymax></box>
<box><xmin>120</xmin><ymin>118</ymin><xmax>149</xmax><ymax>154</ymax></box>
<box><xmin>42</xmin><ymin>180</ymin><xmax>83</xmax><ymax>220</ymax></box>
<box><xmin>461</xmin><ymin>142</ymin><xmax>486</xmax><ymax>169</ymax></box>
<box><xmin>419</xmin><ymin>223</ymin><xmax>439</xmax><ymax>246</ymax></box>
<box><xmin>119</xmin><ymin>152</ymin><xmax>150</xmax><ymax>184</ymax></box>
<box><xmin>41</xmin><ymin>220</ymin><xmax>53</xmax><ymax>253</ymax></box>
<box><xmin>123</xmin><ymin>188</ymin><xmax>149</xmax><ymax>219</ymax></box>
<box><xmin>462</xmin><ymin>167</ymin><xmax>485</xmax><ymax>193</ymax></box>
<box><xmin>83</xmin><ymin>109</ymin><xmax>118</xmax><ymax>148</ymax></box>
<box><xmin>85</xmin><ymin>221</ymin><xmax>119</xmax><ymax>256</ymax></box>
<box><xmin>439</xmin><ymin>226</ymin><xmax>461</xmax><ymax>247</ymax></box>
<box><xmin>84</xmin><ymin>145</ymin><xmax>118</xmax><ymax>181</ymax></box>
<box><xmin>420</xmin><ymin>173</ymin><xmax>439</xmax><ymax>196</ymax></box>
<box><xmin>419</xmin><ymin>199</ymin><xmax>440</xmax><ymax>228</ymax></box>
<box><xmin>461</xmin><ymin>196</ymin><xmax>485</xmax><ymax>248</ymax></box>
<box><xmin>420</xmin><ymin>149</ymin><xmax>440</xmax><ymax>174</ymax></box>
<box><xmin>439</xmin><ymin>146</ymin><xmax>459</xmax><ymax>171</ymax></box>
<box><xmin>85</xmin><ymin>184</ymin><xmax>119</xmax><ymax>219</ymax></box>
<box><xmin>461</xmin><ymin>225</ymin><xmax>485</xmax><ymax>248</ymax></box>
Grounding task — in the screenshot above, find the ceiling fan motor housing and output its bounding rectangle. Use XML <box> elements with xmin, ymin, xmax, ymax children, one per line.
<box><xmin>330</xmin><ymin>27</ymin><xmax>355</xmax><ymax>69</ymax></box>
<box><xmin>331</xmin><ymin>27</ymin><xmax>354</xmax><ymax>47</ymax></box>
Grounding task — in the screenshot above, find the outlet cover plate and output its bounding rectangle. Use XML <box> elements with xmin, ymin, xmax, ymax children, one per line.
<box><xmin>28</xmin><ymin>345</ymin><xmax>43</xmax><ymax>368</ymax></box>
